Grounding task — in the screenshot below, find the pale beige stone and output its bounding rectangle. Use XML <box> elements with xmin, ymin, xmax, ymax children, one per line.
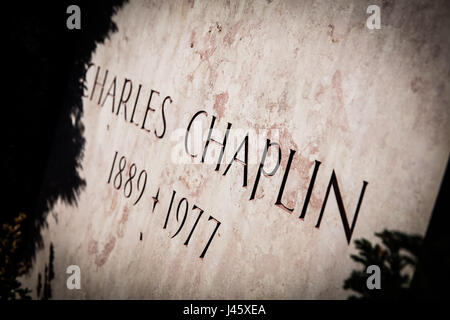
<box><xmin>23</xmin><ymin>0</ymin><xmax>450</xmax><ymax>299</ymax></box>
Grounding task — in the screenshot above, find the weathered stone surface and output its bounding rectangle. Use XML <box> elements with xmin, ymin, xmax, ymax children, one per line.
<box><xmin>23</xmin><ymin>0</ymin><xmax>450</xmax><ymax>299</ymax></box>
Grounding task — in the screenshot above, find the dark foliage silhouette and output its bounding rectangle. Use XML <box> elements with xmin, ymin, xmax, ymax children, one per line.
<box><xmin>41</xmin><ymin>243</ymin><xmax>54</xmax><ymax>300</ymax></box>
<box><xmin>344</xmin><ymin>230</ymin><xmax>423</xmax><ymax>299</ymax></box>
<box><xmin>0</xmin><ymin>213</ymin><xmax>31</xmax><ymax>300</ymax></box>
<box><xmin>1</xmin><ymin>0</ymin><xmax>127</xmax><ymax>299</ymax></box>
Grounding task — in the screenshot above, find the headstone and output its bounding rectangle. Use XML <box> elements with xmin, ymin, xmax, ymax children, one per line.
<box><xmin>24</xmin><ymin>0</ymin><xmax>450</xmax><ymax>299</ymax></box>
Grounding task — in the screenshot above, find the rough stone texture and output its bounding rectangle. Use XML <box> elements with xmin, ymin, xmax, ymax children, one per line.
<box><xmin>23</xmin><ymin>0</ymin><xmax>450</xmax><ymax>299</ymax></box>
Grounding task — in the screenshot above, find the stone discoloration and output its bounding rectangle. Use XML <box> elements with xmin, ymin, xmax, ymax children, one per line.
<box><xmin>213</xmin><ymin>92</ymin><xmax>228</xmax><ymax>118</ymax></box>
